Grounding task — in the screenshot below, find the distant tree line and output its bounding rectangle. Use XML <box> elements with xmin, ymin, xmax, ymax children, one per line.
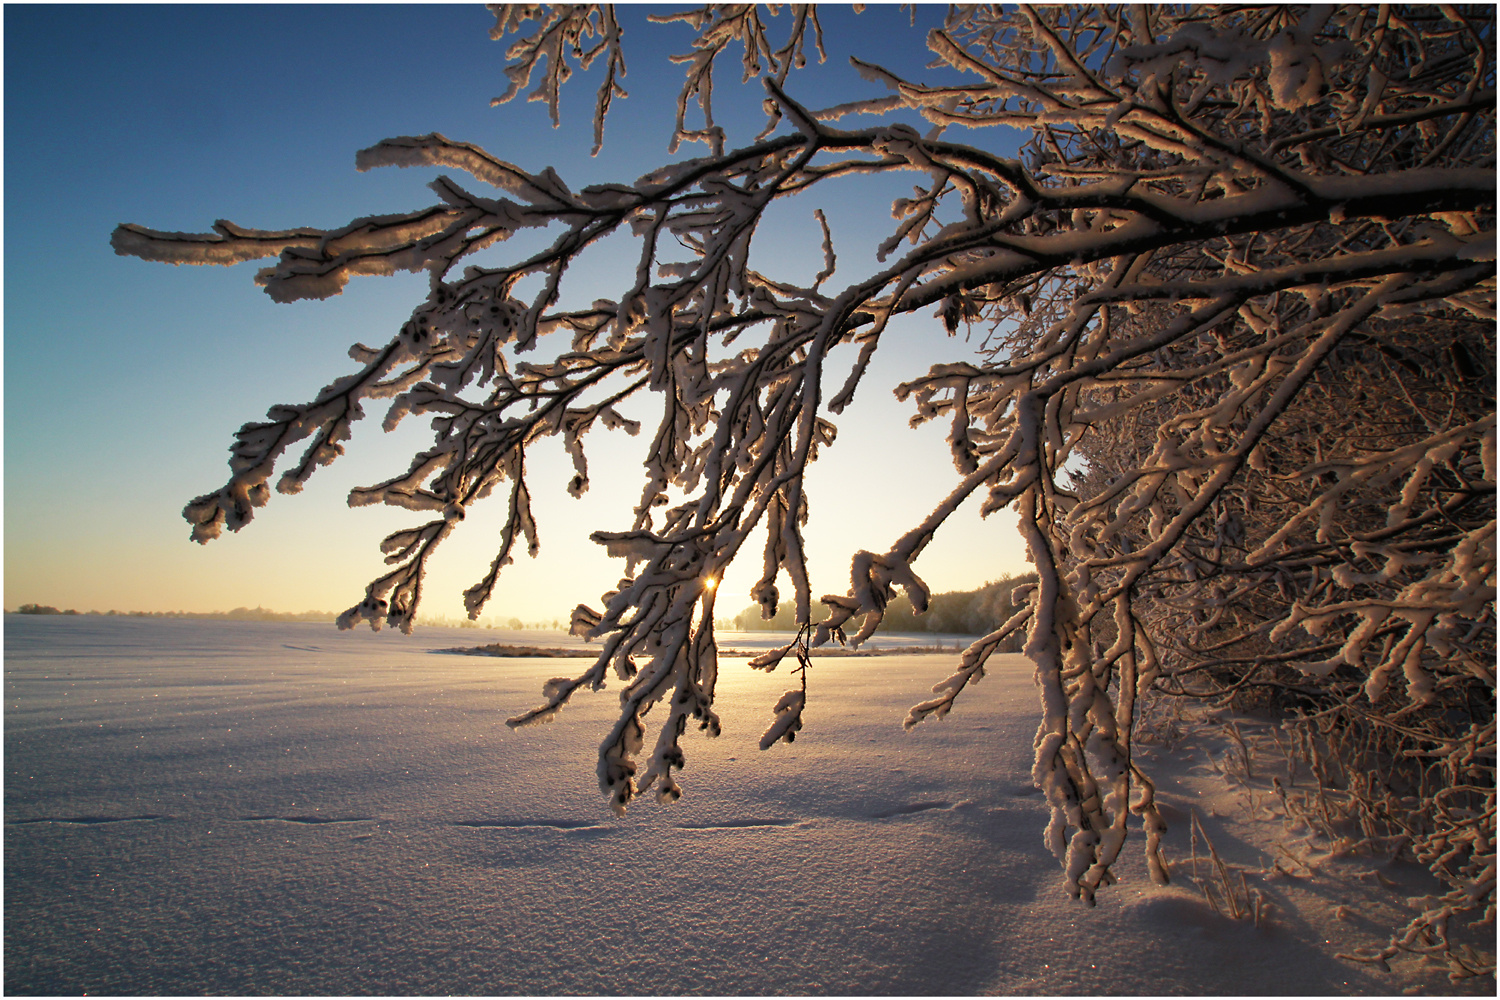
<box><xmin>7</xmin><ymin>605</ymin><xmax>568</xmax><ymax>629</ymax></box>
<box><xmin>8</xmin><ymin>605</ymin><xmax>332</xmax><ymax>622</ymax></box>
<box><xmin>730</xmin><ymin>574</ymin><xmax>1037</xmax><ymax>646</ymax></box>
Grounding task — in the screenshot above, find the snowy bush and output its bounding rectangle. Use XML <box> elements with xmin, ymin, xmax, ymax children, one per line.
<box><xmin>114</xmin><ymin>3</ymin><xmax>1492</xmax><ymax>974</ymax></box>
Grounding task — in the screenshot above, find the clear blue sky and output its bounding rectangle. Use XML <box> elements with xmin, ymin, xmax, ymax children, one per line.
<box><xmin>4</xmin><ymin>4</ymin><xmax>1028</xmax><ymax>622</ymax></box>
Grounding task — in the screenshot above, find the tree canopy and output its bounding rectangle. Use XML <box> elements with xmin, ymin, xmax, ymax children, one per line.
<box><xmin>115</xmin><ymin>4</ymin><xmax>1494</xmax><ymax>976</ymax></box>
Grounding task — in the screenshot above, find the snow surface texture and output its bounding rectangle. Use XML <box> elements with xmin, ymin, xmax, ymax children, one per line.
<box><xmin>5</xmin><ymin>616</ymin><xmax>1490</xmax><ymax>996</ymax></box>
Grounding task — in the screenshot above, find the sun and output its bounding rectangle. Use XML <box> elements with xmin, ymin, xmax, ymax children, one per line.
<box><xmin>702</xmin><ymin>577</ymin><xmax>718</xmax><ymax>591</ymax></box>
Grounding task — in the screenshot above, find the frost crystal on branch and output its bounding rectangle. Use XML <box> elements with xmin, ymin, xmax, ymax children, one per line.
<box><xmin>116</xmin><ymin>4</ymin><xmax>1493</xmax><ymax>972</ymax></box>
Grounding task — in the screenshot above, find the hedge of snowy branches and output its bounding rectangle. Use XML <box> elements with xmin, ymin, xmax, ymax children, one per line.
<box><xmin>115</xmin><ymin>4</ymin><xmax>1494</xmax><ymax>977</ymax></box>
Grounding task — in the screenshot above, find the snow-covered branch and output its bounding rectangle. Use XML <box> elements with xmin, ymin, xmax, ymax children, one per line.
<box><xmin>115</xmin><ymin>4</ymin><xmax>1493</xmax><ymax>968</ymax></box>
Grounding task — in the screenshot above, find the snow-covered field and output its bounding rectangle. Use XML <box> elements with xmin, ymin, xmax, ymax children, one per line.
<box><xmin>5</xmin><ymin>615</ymin><xmax>1490</xmax><ymax>995</ymax></box>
